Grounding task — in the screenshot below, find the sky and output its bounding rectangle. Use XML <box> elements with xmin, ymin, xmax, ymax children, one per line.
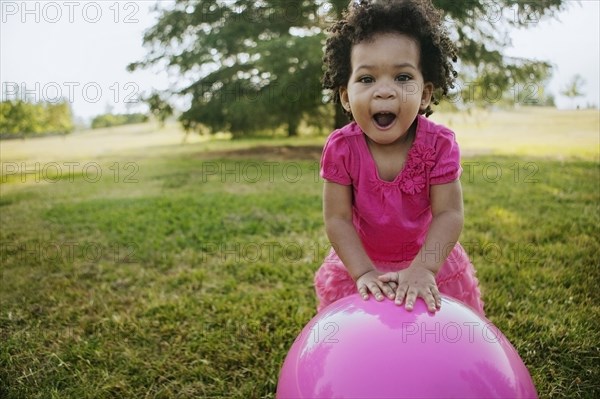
<box><xmin>1</xmin><ymin>0</ymin><xmax>599</xmax><ymax>123</ymax></box>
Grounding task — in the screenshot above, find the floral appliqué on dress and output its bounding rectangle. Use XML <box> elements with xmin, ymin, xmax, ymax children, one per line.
<box><xmin>399</xmin><ymin>143</ymin><xmax>436</xmax><ymax>195</ymax></box>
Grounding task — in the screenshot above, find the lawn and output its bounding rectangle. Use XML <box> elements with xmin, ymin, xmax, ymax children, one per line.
<box><xmin>1</xmin><ymin>108</ymin><xmax>599</xmax><ymax>398</ymax></box>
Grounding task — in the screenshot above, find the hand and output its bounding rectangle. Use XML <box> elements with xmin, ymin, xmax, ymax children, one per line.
<box><xmin>378</xmin><ymin>266</ymin><xmax>441</xmax><ymax>312</ymax></box>
<box><xmin>356</xmin><ymin>270</ymin><xmax>397</xmax><ymax>302</ymax></box>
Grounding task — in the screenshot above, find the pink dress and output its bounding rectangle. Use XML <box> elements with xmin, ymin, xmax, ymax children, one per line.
<box><xmin>315</xmin><ymin>115</ymin><xmax>484</xmax><ymax>315</ymax></box>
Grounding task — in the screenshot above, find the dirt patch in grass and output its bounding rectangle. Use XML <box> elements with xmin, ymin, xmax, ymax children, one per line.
<box><xmin>202</xmin><ymin>143</ymin><xmax>501</xmax><ymax>162</ymax></box>
<box><xmin>199</xmin><ymin>145</ymin><xmax>324</xmax><ymax>161</ymax></box>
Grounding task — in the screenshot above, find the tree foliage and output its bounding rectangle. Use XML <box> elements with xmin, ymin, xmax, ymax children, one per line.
<box><xmin>559</xmin><ymin>74</ymin><xmax>586</xmax><ymax>109</ymax></box>
<box><xmin>0</xmin><ymin>100</ymin><xmax>74</xmax><ymax>138</ymax></box>
<box><xmin>91</xmin><ymin>113</ymin><xmax>149</xmax><ymax>129</ymax></box>
<box><xmin>438</xmin><ymin>0</ymin><xmax>561</xmax><ymax>108</ymax></box>
<box><xmin>560</xmin><ymin>74</ymin><xmax>586</xmax><ymax>99</ymax></box>
<box><xmin>130</xmin><ymin>0</ymin><xmax>566</xmax><ymax>136</ymax></box>
<box><xmin>130</xmin><ymin>0</ymin><xmax>326</xmax><ymax>137</ymax></box>
<box><xmin>146</xmin><ymin>93</ymin><xmax>174</xmax><ymax>127</ymax></box>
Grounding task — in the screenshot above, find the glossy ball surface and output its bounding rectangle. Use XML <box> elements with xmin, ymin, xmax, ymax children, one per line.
<box><xmin>277</xmin><ymin>294</ymin><xmax>537</xmax><ymax>398</ymax></box>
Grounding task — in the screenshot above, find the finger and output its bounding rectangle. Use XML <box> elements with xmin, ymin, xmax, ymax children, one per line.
<box><xmin>431</xmin><ymin>286</ymin><xmax>442</xmax><ymax>309</ymax></box>
<box><xmin>358</xmin><ymin>285</ymin><xmax>369</xmax><ymax>300</ymax></box>
<box><xmin>380</xmin><ymin>282</ymin><xmax>396</xmax><ymax>300</ymax></box>
<box><xmin>367</xmin><ymin>283</ymin><xmax>384</xmax><ymax>301</ymax></box>
<box><xmin>395</xmin><ymin>283</ymin><xmax>409</xmax><ymax>305</ymax></box>
<box><xmin>388</xmin><ymin>281</ymin><xmax>398</xmax><ymax>291</ymax></box>
<box><xmin>378</xmin><ymin>272</ymin><xmax>398</xmax><ymax>283</ymax></box>
<box><xmin>404</xmin><ymin>288</ymin><xmax>418</xmax><ymax>311</ymax></box>
<box><xmin>424</xmin><ymin>290</ymin><xmax>437</xmax><ymax>313</ymax></box>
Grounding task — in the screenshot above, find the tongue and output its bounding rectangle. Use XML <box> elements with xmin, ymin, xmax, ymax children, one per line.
<box><xmin>374</xmin><ymin>113</ymin><xmax>395</xmax><ymax>127</ymax></box>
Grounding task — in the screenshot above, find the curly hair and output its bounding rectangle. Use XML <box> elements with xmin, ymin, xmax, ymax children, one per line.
<box><xmin>322</xmin><ymin>0</ymin><xmax>457</xmax><ymax>118</ymax></box>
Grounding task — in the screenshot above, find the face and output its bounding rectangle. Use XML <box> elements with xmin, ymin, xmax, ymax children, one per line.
<box><xmin>339</xmin><ymin>32</ymin><xmax>433</xmax><ymax>146</ymax></box>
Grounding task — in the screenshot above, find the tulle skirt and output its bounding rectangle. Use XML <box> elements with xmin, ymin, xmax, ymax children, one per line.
<box><xmin>314</xmin><ymin>243</ymin><xmax>485</xmax><ymax>316</ymax></box>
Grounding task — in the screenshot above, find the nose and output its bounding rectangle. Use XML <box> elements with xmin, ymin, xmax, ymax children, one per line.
<box><xmin>374</xmin><ymin>81</ymin><xmax>396</xmax><ymax>99</ymax></box>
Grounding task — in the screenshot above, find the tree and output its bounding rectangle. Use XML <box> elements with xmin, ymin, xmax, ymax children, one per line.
<box><xmin>560</xmin><ymin>74</ymin><xmax>585</xmax><ymax>108</ymax></box>
<box><xmin>0</xmin><ymin>100</ymin><xmax>74</xmax><ymax>137</ymax></box>
<box><xmin>130</xmin><ymin>0</ymin><xmax>566</xmax><ymax>136</ymax></box>
<box><xmin>129</xmin><ymin>0</ymin><xmax>326</xmax><ymax>137</ymax></box>
<box><xmin>45</xmin><ymin>101</ymin><xmax>75</xmax><ymax>133</ymax></box>
<box><xmin>146</xmin><ymin>93</ymin><xmax>174</xmax><ymax>127</ymax></box>
<box><xmin>91</xmin><ymin>113</ymin><xmax>149</xmax><ymax>129</ymax></box>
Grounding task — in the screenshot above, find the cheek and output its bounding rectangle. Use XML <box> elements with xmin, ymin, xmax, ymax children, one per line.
<box><xmin>402</xmin><ymin>82</ymin><xmax>423</xmax><ymax>97</ymax></box>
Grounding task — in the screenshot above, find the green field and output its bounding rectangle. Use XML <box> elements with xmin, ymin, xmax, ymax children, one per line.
<box><xmin>1</xmin><ymin>108</ymin><xmax>599</xmax><ymax>398</ymax></box>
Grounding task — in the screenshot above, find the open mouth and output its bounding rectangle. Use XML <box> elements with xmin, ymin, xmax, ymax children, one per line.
<box><xmin>373</xmin><ymin>112</ymin><xmax>397</xmax><ymax>129</ymax></box>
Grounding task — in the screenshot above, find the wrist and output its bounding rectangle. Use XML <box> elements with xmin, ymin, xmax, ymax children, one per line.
<box><xmin>409</xmin><ymin>261</ymin><xmax>439</xmax><ymax>275</ymax></box>
<box><xmin>350</xmin><ymin>267</ymin><xmax>375</xmax><ymax>282</ymax></box>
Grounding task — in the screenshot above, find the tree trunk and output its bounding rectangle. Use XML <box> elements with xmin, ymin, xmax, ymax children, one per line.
<box><xmin>287</xmin><ymin>114</ymin><xmax>300</xmax><ymax>137</ymax></box>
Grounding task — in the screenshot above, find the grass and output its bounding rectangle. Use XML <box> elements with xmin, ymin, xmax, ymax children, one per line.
<box><xmin>432</xmin><ymin>107</ymin><xmax>600</xmax><ymax>159</ymax></box>
<box><xmin>1</xmin><ymin>108</ymin><xmax>599</xmax><ymax>398</ymax></box>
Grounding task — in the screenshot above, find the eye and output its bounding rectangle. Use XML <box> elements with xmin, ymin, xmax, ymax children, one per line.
<box><xmin>357</xmin><ymin>75</ymin><xmax>374</xmax><ymax>84</ymax></box>
<box><xmin>396</xmin><ymin>74</ymin><xmax>412</xmax><ymax>82</ymax></box>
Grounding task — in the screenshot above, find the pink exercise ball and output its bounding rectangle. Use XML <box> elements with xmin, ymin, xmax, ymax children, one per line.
<box><xmin>277</xmin><ymin>294</ymin><xmax>537</xmax><ymax>399</ymax></box>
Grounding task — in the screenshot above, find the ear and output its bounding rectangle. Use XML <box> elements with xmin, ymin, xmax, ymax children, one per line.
<box><xmin>339</xmin><ymin>87</ymin><xmax>351</xmax><ymax>112</ymax></box>
<box><xmin>420</xmin><ymin>82</ymin><xmax>434</xmax><ymax>112</ymax></box>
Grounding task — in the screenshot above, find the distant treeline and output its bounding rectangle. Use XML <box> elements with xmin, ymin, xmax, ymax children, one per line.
<box><xmin>0</xmin><ymin>99</ymin><xmax>152</xmax><ymax>139</ymax></box>
<box><xmin>91</xmin><ymin>113</ymin><xmax>149</xmax><ymax>129</ymax></box>
<box><xmin>0</xmin><ymin>100</ymin><xmax>74</xmax><ymax>138</ymax></box>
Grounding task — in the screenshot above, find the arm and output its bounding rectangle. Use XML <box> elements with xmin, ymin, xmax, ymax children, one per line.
<box><xmin>323</xmin><ymin>181</ymin><xmax>395</xmax><ymax>301</ymax></box>
<box><xmin>379</xmin><ymin>180</ymin><xmax>464</xmax><ymax>311</ymax></box>
<box><xmin>413</xmin><ymin>179</ymin><xmax>464</xmax><ymax>274</ymax></box>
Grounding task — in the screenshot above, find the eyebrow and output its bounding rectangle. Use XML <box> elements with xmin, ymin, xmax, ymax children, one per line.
<box><xmin>355</xmin><ymin>63</ymin><xmax>418</xmax><ymax>71</ymax></box>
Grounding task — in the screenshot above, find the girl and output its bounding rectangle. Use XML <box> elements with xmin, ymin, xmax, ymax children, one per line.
<box><xmin>315</xmin><ymin>0</ymin><xmax>484</xmax><ymax>315</ymax></box>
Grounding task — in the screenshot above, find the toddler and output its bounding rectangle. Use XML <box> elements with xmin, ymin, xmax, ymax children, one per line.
<box><xmin>315</xmin><ymin>0</ymin><xmax>484</xmax><ymax>315</ymax></box>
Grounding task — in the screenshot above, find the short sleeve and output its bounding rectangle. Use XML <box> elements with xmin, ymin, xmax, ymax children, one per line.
<box><xmin>429</xmin><ymin>128</ymin><xmax>462</xmax><ymax>185</ymax></box>
<box><xmin>320</xmin><ymin>130</ymin><xmax>352</xmax><ymax>185</ymax></box>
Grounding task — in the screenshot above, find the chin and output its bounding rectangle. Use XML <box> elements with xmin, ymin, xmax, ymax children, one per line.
<box><xmin>368</xmin><ymin>134</ymin><xmax>403</xmax><ymax>146</ymax></box>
